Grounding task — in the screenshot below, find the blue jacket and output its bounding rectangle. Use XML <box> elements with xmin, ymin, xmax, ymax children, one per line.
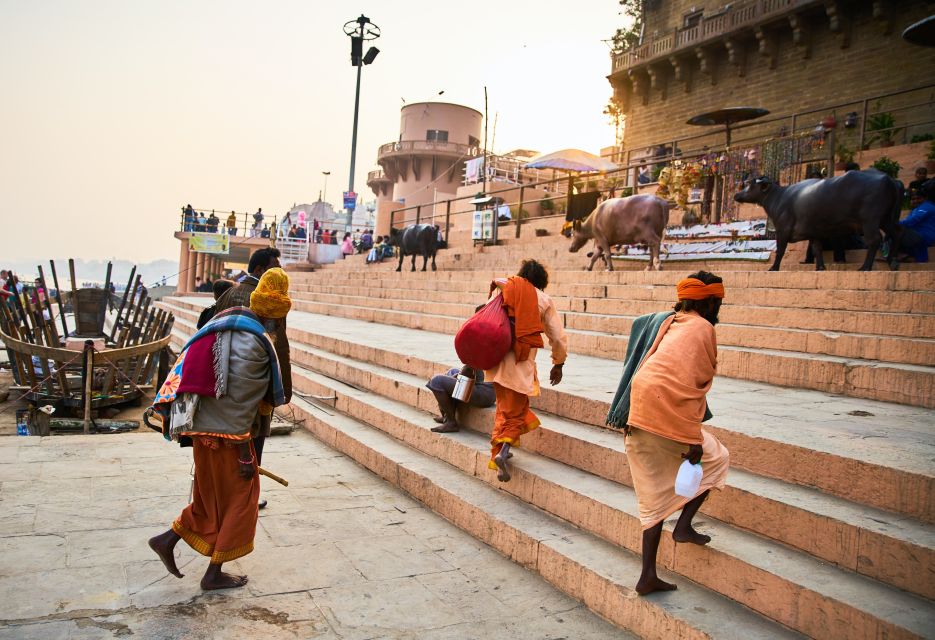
<box><xmin>901</xmin><ymin>201</ymin><xmax>935</xmax><ymax>261</ymax></box>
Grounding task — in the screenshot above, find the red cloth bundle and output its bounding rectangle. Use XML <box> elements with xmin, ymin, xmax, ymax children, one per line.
<box><xmin>455</xmin><ymin>294</ymin><xmax>512</xmax><ymax>370</ymax></box>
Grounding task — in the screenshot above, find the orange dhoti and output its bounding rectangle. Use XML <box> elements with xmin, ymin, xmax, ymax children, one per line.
<box><xmin>488</xmin><ymin>382</ymin><xmax>541</xmax><ymax>468</ymax></box>
<box><xmin>173</xmin><ymin>436</ymin><xmax>260</xmax><ymax>564</ymax></box>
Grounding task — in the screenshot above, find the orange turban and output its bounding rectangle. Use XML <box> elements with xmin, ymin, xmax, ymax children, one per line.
<box><xmin>250</xmin><ymin>267</ymin><xmax>292</xmax><ymax>318</ymax></box>
<box><xmin>676</xmin><ymin>277</ymin><xmax>725</xmax><ymax>301</ymax></box>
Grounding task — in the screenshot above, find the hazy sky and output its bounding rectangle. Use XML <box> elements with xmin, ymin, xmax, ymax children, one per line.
<box><xmin>1</xmin><ymin>0</ymin><xmax>623</xmax><ymax>263</ymax></box>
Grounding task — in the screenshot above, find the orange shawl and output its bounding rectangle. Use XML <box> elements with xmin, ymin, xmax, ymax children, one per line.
<box><xmin>626</xmin><ymin>312</ymin><xmax>717</xmax><ymax>445</ymax></box>
<box><xmin>493</xmin><ymin>276</ymin><xmax>544</xmax><ymax>362</ymax></box>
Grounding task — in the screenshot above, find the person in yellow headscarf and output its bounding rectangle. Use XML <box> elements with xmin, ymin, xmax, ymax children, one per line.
<box><xmin>249</xmin><ymin>265</ymin><xmax>292</xmax><ymax>422</ymax></box>
<box><xmin>608</xmin><ymin>270</ymin><xmax>729</xmax><ymax>596</ymax></box>
<box><xmin>214</xmin><ymin>249</ymin><xmax>292</xmax><ymax>510</ymax></box>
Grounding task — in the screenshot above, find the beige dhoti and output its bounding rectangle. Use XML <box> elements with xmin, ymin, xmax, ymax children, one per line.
<box><xmin>625</xmin><ymin>426</ymin><xmax>730</xmax><ymax>530</ymax></box>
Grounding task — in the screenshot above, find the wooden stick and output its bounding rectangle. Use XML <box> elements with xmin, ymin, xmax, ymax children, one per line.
<box><xmin>6</xmin><ymin>272</ymin><xmax>33</xmax><ymax>343</ymax></box>
<box><xmin>36</xmin><ymin>266</ymin><xmax>60</xmax><ymax>346</ymax></box>
<box><xmin>109</xmin><ymin>266</ymin><xmax>136</xmax><ymax>342</ymax></box>
<box><xmin>49</xmin><ymin>260</ymin><xmax>69</xmax><ymax>338</ymax></box>
<box><xmin>83</xmin><ymin>341</ymin><xmax>94</xmax><ymax>434</ymax></box>
<box><xmin>68</xmin><ymin>259</ymin><xmax>79</xmax><ymax>301</ymax></box>
<box><xmin>258</xmin><ymin>467</ymin><xmax>288</xmax><ymax>487</ymax></box>
<box><xmin>102</xmin><ymin>262</ymin><xmax>113</xmax><ymax>310</ymax></box>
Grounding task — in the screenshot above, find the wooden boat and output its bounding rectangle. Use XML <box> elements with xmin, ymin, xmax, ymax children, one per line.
<box><xmin>0</xmin><ymin>259</ymin><xmax>175</xmax><ymax>433</ymax></box>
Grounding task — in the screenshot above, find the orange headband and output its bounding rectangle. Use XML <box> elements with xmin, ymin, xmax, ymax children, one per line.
<box><xmin>677</xmin><ymin>277</ymin><xmax>725</xmax><ymax>300</ymax></box>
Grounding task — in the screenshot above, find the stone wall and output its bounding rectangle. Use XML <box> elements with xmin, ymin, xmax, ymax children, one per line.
<box><xmin>613</xmin><ymin>1</ymin><xmax>935</xmax><ymax>157</ymax></box>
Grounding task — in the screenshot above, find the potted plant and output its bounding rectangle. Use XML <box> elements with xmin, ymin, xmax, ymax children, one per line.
<box><xmin>927</xmin><ymin>140</ymin><xmax>935</xmax><ymax>174</ymax></box>
<box><xmin>866</xmin><ymin>105</ymin><xmax>901</xmax><ymax>148</ymax></box>
<box><xmin>834</xmin><ymin>143</ymin><xmax>855</xmax><ymax>171</ymax></box>
<box><xmin>871</xmin><ymin>156</ymin><xmax>901</xmax><ymax>179</ymax></box>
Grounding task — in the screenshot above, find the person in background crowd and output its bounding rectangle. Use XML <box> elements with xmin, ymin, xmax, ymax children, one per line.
<box><xmin>341</xmin><ymin>232</ymin><xmax>354</xmax><ymax>257</ymax></box>
<box><xmin>196</xmin><ymin>211</ymin><xmax>207</xmax><ymax>233</ymax></box>
<box><xmin>313</xmin><ymin>218</ymin><xmax>321</xmax><ymax>243</ymax></box>
<box><xmin>206</xmin><ymin>211</ymin><xmax>220</xmax><ymax>233</ymax></box>
<box><xmin>434</xmin><ymin>224</ymin><xmax>447</xmax><ymax>249</ymax></box>
<box><xmin>251</xmin><ymin>208</ymin><xmax>264</xmax><ymax>238</ymax></box>
<box><xmin>896</xmin><ymin>179</ymin><xmax>935</xmax><ymax>263</ymax></box>
<box><xmin>184</xmin><ymin>204</ymin><xmax>195</xmax><ymax>232</ymax></box>
<box><xmin>194</xmin><ymin>276</ymin><xmax>203</xmax><ymax>291</ymax></box>
<box><xmin>197</xmin><ymin>280</ymin><xmax>235</xmax><ymax>329</ymax></box>
<box><xmin>909</xmin><ymin>166</ymin><xmax>929</xmax><ymax>200</ymax></box>
<box><xmin>358</xmin><ymin>229</ymin><xmax>373</xmax><ymax>253</ymax></box>
<box><xmin>288</xmin><ymin>225</ymin><xmax>298</xmax><ymax>239</ymax></box>
<box><xmin>260</xmin><ymin>225</ymin><xmax>270</xmax><ymax>239</ymax></box>
<box><xmin>295</xmin><ymin>225</ymin><xmax>307</xmax><ymax>239</ymax></box>
<box><xmin>606</xmin><ymin>271</ymin><xmax>729</xmax><ymax>596</ymax></box>
<box><xmin>352</xmin><ymin>228</ymin><xmax>361</xmax><ymax>247</ymax></box>
<box><xmin>227</xmin><ymin>212</ymin><xmax>238</xmax><ymax>236</ymax></box>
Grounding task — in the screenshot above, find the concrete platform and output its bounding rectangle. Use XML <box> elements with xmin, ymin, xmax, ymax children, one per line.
<box><xmin>0</xmin><ymin>431</ymin><xmax>627</xmax><ymax>640</ymax></box>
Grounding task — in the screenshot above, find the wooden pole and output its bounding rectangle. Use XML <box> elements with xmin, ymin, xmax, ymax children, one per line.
<box><xmin>109</xmin><ymin>266</ymin><xmax>136</xmax><ymax>342</ymax></box>
<box><xmin>49</xmin><ymin>260</ymin><xmax>69</xmax><ymax>338</ymax></box>
<box><xmin>102</xmin><ymin>262</ymin><xmax>113</xmax><ymax>310</ymax></box>
<box><xmin>514</xmin><ymin>186</ymin><xmax>525</xmax><ymax>239</ymax></box>
<box><xmin>68</xmin><ymin>259</ymin><xmax>79</xmax><ymax>300</ymax></box>
<box><xmin>36</xmin><ymin>266</ymin><xmax>60</xmax><ymax>346</ymax></box>
<box><xmin>83</xmin><ymin>340</ymin><xmax>94</xmax><ymax>434</ymax></box>
<box><xmin>444</xmin><ymin>200</ymin><xmax>451</xmax><ymax>245</ymax></box>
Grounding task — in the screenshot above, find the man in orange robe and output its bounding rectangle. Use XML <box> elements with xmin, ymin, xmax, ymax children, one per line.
<box><xmin>484</xmin><ymin>259</ymin><xmax>568</xmax><ymax>482</ymax></box>
<box><xmin>611</xmin><ymin>270</ymin><xmax>730</xmax><ymax>596</ymax></box>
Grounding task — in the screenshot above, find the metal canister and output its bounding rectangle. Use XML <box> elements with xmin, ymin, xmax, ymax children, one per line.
<box><xmin>451</xmin><ymin>365</ymin><xmax>476</xmax><ymax>402</ymax></box>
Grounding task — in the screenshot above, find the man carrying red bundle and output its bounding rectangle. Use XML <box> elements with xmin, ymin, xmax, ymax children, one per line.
<box><xmin>484</xmin><ymin>259</ymin><xmax>568</xmax><ymax>483</ymax></box>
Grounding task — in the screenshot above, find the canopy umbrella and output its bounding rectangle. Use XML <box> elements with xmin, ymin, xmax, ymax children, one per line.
<box><xmin>902</xmin><ymin>15</ymin><xmax>935</xmax><ymax>47</ymax></box>
<box><xmin>523</xmin><ymin>148</ymin><xmax>618</xmax><ymax>173</ymax></box>
<box><xmin>686</xmin><ymin>107</ymin><xmax>770</xmax><ymax>147</ymax></box>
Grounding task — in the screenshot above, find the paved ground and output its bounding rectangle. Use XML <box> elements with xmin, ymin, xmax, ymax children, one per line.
<box><xmin>0</xmin><ymin>429</ymin><xmax>627</xmax><ymax>639</ymax></box>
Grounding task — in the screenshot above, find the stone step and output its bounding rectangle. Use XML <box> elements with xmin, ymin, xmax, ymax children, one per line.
<box><xmin>158</xmin><ymin>298</ymin><xmax>935</xmax><ymax>523</ymax></box>
<box><xmin>292</xmin><ymin>286</ymin><xmax>935</xmax><ymax>339</ymax></box>
<box><xmin>267</xmin><ymin>296</ymin><xmax>935</xmax><ymax>407</ymax></box>
<box><xmin>289</xmin><ymin>266</ymin><xmax>935</xmax><ymax>293</ymax></box>
<box><xmin>290</xmin><ymin>279</ymin><xmax>935</xmax><ymax>315</ymax></box>
<box><xmin>282</xmin><ymin>338</ymin><xmax>935</xmax><ymax>601</ymax></box>
<box><xmin>285</xmin><ymin>395</ymin><xmax>802</xmax><ymax>640</ymax></box>
<box><xmin>288</xmin><ymin>289</ymin><xmax>935</xmax><ymax>364</ymax></box>
<box><xmin>285</xmin><ymin>364</ymin><xmax>933</xmax><ymax>639</ymax></box>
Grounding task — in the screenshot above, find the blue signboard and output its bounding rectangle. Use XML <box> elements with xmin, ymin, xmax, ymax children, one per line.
<box><xmin>343</xmin><ymin>191</ymin><xmax>357</xmax><ymax>210</ymax></box>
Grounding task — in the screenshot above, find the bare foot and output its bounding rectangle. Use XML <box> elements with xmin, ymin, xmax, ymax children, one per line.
<box><xmin>432</xmin><ymin>415</ymin><xmax>447</xmax><ymax>424</ymax></box>
<box><xmin>494</xmin><ymin>452</ymin><xmax>511</xmax><ymax>482</ymax></box>
<box><xmin>635</xmin><ymin>575</ymin><xmax>678</xmax><ymax>595</ymax></box>
<box><xmin>431</xmin><ymin>420</ymin><xmax>460</xmax><ymax>433</ymax></box>
<box><xmin>672</xmin><ymin>526</ymin><xmax>711</xmax><ymax>546</ymax></box>
<box><xmin>201</xmin><ymin>572</ymin><xmax>249</xmax><ymax>591</ymax></box>
<box><xmin>148</xmin><ymin>531</ymin><xmax>184</xmax><ymax>578</ymax></box>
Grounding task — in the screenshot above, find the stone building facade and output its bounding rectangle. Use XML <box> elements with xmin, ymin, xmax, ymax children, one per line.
<box><xmin>609</xmin><ymin>0</ymin><xmax>935</xmax><ymax>161</ymax></box>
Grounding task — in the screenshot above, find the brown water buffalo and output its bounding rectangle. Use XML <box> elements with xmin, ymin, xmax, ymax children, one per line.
<box><xmin>564</xmin><ymin>195</ymin><xmax>668</xmax><ymax>271</ymax></box>
<box><xmin>733</xmin><ymin>171</ymin><xmax>902</xmax><ymax>271</ymax></box>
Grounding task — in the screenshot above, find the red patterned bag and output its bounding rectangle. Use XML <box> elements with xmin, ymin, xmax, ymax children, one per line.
<box><xmin>454</xmin><ymin>293</ymin><xmax>512</xmax><ymax>370</ymax></box>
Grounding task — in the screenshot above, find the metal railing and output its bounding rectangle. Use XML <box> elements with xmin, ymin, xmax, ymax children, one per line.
<box><xmin>611</xmin><ymin>0</ymin><xmax>817</xmax><ymax>73</ymax></box>
<box><xmin>377</xmin><ymin>140</ymin><xmax>479</xmax><ymax>160</ymax></box>
<box><xmin>389</xmin><ymin>84</ymin><xmax>935</xmax><ymax>246</ymax></box>
<box><xmin>617</xmin><ymin>83</ymin><xmax>935</xmax><ymax>168</ymax></box>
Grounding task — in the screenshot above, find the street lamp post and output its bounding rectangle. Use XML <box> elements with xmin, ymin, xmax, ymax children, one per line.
<box><xmin>322</xmin><ymin>171</ymin><xmax>330</xmax><ymax>203</ymax></box>
<box><xmin>344</xmin><ymin>14</ymin><xmax>380</xmax><ymax>230</ymax></box>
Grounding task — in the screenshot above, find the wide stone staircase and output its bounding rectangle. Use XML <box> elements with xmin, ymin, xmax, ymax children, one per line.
<box><xmin>156</xmin><ymin>262</ymin><xmax>935</xmax><ymax>639</ymax></box>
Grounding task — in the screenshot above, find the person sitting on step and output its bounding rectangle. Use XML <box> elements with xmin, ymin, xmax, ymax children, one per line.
<box><xmin>427</xmin><ymin>365</ymin><xmax>495</xmax><ymax>433</ymax></box>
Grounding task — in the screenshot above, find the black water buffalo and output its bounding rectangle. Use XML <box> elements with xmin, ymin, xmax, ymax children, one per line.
<box><xmin>387</xmin><ymin>224</ymin><xmax>438</xmax><ymax>272</ymax></box>
<box><xmin>734</xmin><ymin>171</ymin><xmax>901</xmax><ymax>271</ymax></box>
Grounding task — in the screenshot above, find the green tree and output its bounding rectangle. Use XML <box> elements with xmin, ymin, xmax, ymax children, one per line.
<box><xmin>612</xmin><ymin>0</ymin><xmax>644</xmax><ymax>52</ymax></box>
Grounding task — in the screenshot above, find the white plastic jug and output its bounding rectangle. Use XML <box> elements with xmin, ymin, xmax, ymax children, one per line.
<box><xmin>674</xmin><ymin>459</ymin><xmax>703</xmax><ymax>498</ymax></box>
